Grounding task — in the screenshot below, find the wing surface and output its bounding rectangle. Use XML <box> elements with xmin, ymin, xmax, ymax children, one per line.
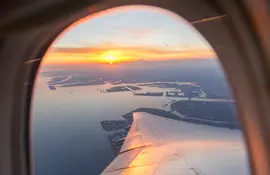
<box><xmin>101</xmin><ymin>112</ymin><xmax>248</xmax><ymax>175</ymax></box>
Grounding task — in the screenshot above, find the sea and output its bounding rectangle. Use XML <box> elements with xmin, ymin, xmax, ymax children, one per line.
<box><xmin>32</xmin><ymin>76</ymin><xmax>250</xmax><ymax>175</ymax></box>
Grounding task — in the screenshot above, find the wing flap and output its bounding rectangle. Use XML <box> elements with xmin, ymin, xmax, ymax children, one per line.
<box><xmin>102</xmin><ymin>147</ymin><xmax>144</xmax><ymax>173</ymax></box>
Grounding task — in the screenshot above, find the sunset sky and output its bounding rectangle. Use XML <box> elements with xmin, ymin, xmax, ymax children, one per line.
<box><xmin>44</xmin><ymin>6</ymin><xmax>216</xmax><ymax>65</ymax></box>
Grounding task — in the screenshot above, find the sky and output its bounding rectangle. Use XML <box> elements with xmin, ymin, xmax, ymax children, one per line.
<box><xmin>44</xmin><ymin>5</ymin><xmax>216</xmax><ymax>65</ymax></box>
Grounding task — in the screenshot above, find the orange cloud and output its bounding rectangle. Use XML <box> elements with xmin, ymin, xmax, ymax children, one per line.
<box><xmin>43</xmin><ymin>46</ymin><xmax>216</xmax><ymax>65</ymax></box>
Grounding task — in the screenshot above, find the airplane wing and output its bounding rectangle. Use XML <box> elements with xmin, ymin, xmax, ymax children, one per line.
<box><xmin>101</xmin><ymin>112</ymin><xmax>249</xmax><ymax>175</ymax></box>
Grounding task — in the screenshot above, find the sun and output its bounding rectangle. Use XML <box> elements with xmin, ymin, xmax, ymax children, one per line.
<box><xmin>104</xmin><ymin>54</ymin><xmax>116</xmax><ymax>63</ymax></box>
<box><xmin>102</xmin><ymin>51</ymin><xmax>120</xmax><ymax>64</ymax></box>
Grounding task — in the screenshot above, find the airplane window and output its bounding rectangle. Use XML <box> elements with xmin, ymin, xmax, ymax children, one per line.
<box><xmin>31</xmin><ymin>5</ymin><xmax>249</xmax><ymax>175</ymax></box>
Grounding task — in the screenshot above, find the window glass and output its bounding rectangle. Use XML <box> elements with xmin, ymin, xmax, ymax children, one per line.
<box><xmin>32</xmin><ymin>5</ymin><xmax>249</xmax><ymax>175</ymax></box>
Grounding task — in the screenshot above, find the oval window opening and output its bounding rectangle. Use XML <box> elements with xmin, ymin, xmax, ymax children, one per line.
<box><xmin>32</xmin><ymin>5</ymin><xmax>249</xmax><ymax>175</ymax></box>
